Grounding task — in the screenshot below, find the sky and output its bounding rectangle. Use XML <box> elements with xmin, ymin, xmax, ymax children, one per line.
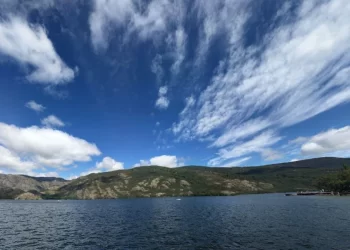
<box><xmin>1</xmin><ymin>0</ymin><xmax>350</xmax><ymax>179</ymax></box>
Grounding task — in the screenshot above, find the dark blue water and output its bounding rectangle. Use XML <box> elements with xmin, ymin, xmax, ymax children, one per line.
<box><xmin>1</xmin><ymin>194</ymin><xmax>349</xmax><ymax>250</ymax></box>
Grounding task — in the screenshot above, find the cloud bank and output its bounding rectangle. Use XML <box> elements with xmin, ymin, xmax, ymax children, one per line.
<box><xmin>301</xmin><ymin>126</ymin><xmax>350</xmax><ymax>156</ymax></box>
<box><xmin>0</xmin><ymin>122</ymin><xmax>101</xmax><ymax>175</ymax></box>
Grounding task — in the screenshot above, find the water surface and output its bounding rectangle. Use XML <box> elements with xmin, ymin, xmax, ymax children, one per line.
<box><xmin>1</xmin><ymin>194</ymin><xmax>349</xmax><ymax>249</ymax></box>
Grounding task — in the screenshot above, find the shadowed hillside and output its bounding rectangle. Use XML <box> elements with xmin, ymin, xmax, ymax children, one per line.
<box><xmin>0</xmin><ymin>174</ymin><xmax>68</xmax><ymax>199</ymax></box>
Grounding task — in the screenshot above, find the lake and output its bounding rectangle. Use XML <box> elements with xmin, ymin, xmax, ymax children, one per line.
<box><xmin>0</xmin><ymin>194</ymin><xmax>349</xmax><ymax>249</ymax></box>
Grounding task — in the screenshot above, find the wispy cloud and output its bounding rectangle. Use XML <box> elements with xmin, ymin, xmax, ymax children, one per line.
<box><xmin>0</xmin><ymin>16</ymin><xmax>76</xmax><ymax>84</ymax></box>
<box><xmin>168</xmin><ymin>27</ymin><xmax>187</xmax><ymax>75</ymax></box>
<box><xmin>89</xmin><ymin>0</ymin><xmax>185</xmax><ymax>50</ymax></box>
<box><xmin>89</xmin><ymin>0</ymin><xmax>187</xmax><ymax>85</ymax></box>
<box><xmin>172</xmin><ymin>0</ymin><xmax>350</xmax><ymax>165</ymax></box>
<box><xmin>193</xmin><ymin>0</ymin><xmax>250</xmax><ymax>67</ymax></box>
<box><xmin>151</xmin><ymin>54</ymin><xmax>164</xmax><ymax>85</ymax></box>
<box><xmin>25</xmin><ymin>100</ymin><xmax>46</xmax><ymax>112</ymax></box>
<box><xmin>208</xmin><ymin>131</ymin><xmax>281</xmax><ymax>166</ymax></box>
<box><xmin>260</xmin><ymin>148</ymin><xmax>283</xmax><ymax>161</ymax></box>
<box><xmin>41</xmin><ymin>115</ymin><xmax>65</xmax><ymax>128</ymax></box>
<box><xmin>155</xmin><ymin>86</ymin><xmax>169</xmax><ymax>110</ymax></box>
<box><xmin>221</xmin><ymin>157</ymin><xmax>251</xmax><ymax>167</ymax></box>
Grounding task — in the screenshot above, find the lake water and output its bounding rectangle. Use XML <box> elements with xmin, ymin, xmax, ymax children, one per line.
<box><xmin>0</xmin><ymin>194</ymin><xmax>349</xmax><ymax>249</ymax></box>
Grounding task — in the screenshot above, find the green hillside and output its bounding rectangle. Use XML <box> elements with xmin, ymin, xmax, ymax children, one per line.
<box><xmin>2</xmin><ymin>157</ymin><xmax>350</xmax><ymax>200</ymax></box>
<box><xmin>54</xmin><ymin>157</ymin><xmax>350</xmax><ymax>199</ymax></box>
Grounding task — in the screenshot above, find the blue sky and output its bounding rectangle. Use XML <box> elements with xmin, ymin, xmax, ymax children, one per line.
<box><xmin>1</xmin><ymin>0</ymin><xmax>350</xmax><ymax>179</ymax></box>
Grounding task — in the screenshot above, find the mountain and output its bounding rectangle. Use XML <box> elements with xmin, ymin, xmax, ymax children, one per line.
<box><xmin>55</xmin><ymin>157</ymin><xmax>350</xmax><ymax>199</ymax></box>
<box><xmin>0</xmin><ymin>174</ymin><xmax>68</xmax><ymax>199</ymax></box>
<box><xmin>1</xmin><ymin>157</ymin><xmax>350</xmax><ymax>200</ymax></box>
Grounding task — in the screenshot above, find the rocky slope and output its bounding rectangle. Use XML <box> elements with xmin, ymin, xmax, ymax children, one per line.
<box><xmin>57</xmin><ymin>168</ymin><xmax>274</xmax><ymax>199</ymax></box>
<box><xmin>0</xmin><ymin>174</ymin><xmax>68</xmax><ymax>199</ymax></box>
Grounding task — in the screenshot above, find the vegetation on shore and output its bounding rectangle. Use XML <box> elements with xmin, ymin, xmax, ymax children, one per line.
<box><xmin>317</xmin><ymin>164</ymin><xmax>350</xmax><ymax>193</ymax></box>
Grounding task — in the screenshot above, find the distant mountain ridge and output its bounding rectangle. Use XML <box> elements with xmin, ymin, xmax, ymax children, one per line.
<box><xmin>21</xmin><ymin>175</ymin><xmax>67</xmax><ymax>182</ymax></box>
<box><xmin>0</xmin><ymin>174</ymin><xmax>68</xmax><ymax>199</ymax></box>
<box><xmin>1</xmin><ymin>157</ymin><xmax>349</xmax><ymax>199</ymax></box>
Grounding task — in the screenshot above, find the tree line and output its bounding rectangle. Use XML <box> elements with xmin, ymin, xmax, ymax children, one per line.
<box><xmin>317</xmin><ymin>164</ymin><xmax>350</xmax><ymax>193</ymax></box>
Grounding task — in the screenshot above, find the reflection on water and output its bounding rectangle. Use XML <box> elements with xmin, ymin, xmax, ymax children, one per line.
<box><xmin>1</xmin><ymin>194</ymin><xmax>350</xmax><ymax>249</ymax></box>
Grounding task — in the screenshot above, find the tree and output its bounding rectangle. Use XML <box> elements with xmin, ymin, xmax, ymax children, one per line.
<box><xmin>317</xmin><ymin>165</ymin><xmax>350</xmax><ymax>192</ymax></box>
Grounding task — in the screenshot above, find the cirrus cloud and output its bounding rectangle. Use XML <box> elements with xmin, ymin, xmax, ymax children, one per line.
<box><xmin>172</xmin><ymin>0</ymin><xmax>350</xmax><ymax>166</ymax></box>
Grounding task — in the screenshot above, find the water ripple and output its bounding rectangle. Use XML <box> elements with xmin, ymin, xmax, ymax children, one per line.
<box><xmin>1</xmin><ymin>194</ymin><xmax>350</xmax><ymax>249</ymax></box>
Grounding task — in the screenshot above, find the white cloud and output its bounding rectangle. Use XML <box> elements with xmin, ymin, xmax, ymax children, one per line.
<box><xmin>221</xmin><ymin>157</ymin><xmax>251</xmax><ymax>167</ymax></box>
<box><xmin>41</xmin><ymin>115</ymin><xmax>65</xmax><ymax>128</ymax></box>
<box><xmin>35</xmin><ymin>171</ymin><xmax>59</xmax><ymax>177</ymax></box>
<box><xmin>25</xmin><ymin>100</ymin><xmax>46</xmax><ymax>112</ymax></box>
<box><xmin>193</xmin><ymin>0</ymin><xmax>249</xmax><ymax>67</ymax></box>
<box><xmin>260</xmin><ymin>148</ymin><xmax>283</xmax><ymax>161</ymax></box>
<box><xmin>0</xmin><ymin>145</ymin><xmax>61</xmax><ymax>177</ymax></box>
<box><xmin>158</xmin><ymin>86</ymin><xmax>168</xmax><ymax>96</ymax></box>
<box><xmin>289</xmin><ymin>137</ymin><xmax>308</xmax><ymax>145</ymax></box>
<box><xmin>173</xmin><ymin>0</ymin><xmax>350</xmax><ymax>164</ymax></box>
<box><xmin>156</xmin><ymin>121</ymin><xmax>160</xmax><ymax>126</ymax></box>
<box><xmin>77</xmin><ymin>157</ymin><xmax>124</xmax><ymax>177</ymax></box>
<box><xmin>0</xmin><ymin>0</ymin><xmax>54</xmax><ymax>14</ymax></box>
<box><xmin>0</xmin><ymin>16</ymin><xmax>75</xmax><ymax>84</ymax></box>
<box><xmin>169</xmin><ymin>27</ymin><xmax>187</xmax><ymax>74</ymax></box>
<box><xmin>0</xmin><ymin>122</ymin><xmax>101</xmax><ymax>169</ymax></box>
<box><xmin>208</xmin><ymin>131</ymin><xmax>281</xmax><ymax>166</ymax></box>
<box><xmin>0</xmin><ymin>145</ymin><xmax>37</xmax><ymax>174</ymax></box>
<box><xmin>211</xmin><ymin>118</ymin><xmax>271</xmax><ymax>148</ymax></box>
<box><xmin>96</xmin><ymin>157</ymin><xmax>124</xmax><ymax>171</ymax></box>
<box><xmin>89</xmin><ymin>0</ymin><xmax>186</xmax><ymax>50</ymax></box>
<box><xmin>134</xmin><ymin>155</ymin><xmax>184</xmax><ymax>168</ymax></box>
<box><xmin>90</xmin><ymin>0</ymin><xmax>187</xmax><ymax>81</ymax></box>
<box><xmin>67</xmin><ymin>175</ymin><xmax>79</xmax><ymax>180</ymax></box>
<box><xmin>155</xmin><ymin>96</ymin><xmax>169</xmax><ymax>110</ymax></box>
<box><xmin>79</xmin><ymin>169</ymin><xmax>101</xmax><ymax>177</ymax></box>
<box><xmin>155</xmin><ymin>86</ymin><xmax>169</xmax><ymax>110</ymax></box>
<box><xmin>151</xmin><ymin>54</ymin><xmax>164</xmax><ymax>84</ymax></box>
<box><xmin>301</xmin><ymin>126</ymin><xmax>350</xmax><ymax>156</ymax></box>
<box><xmin>89</xmin><ymin>0</ymin><xmax>134</xmax><ymax>50</ymax></box>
